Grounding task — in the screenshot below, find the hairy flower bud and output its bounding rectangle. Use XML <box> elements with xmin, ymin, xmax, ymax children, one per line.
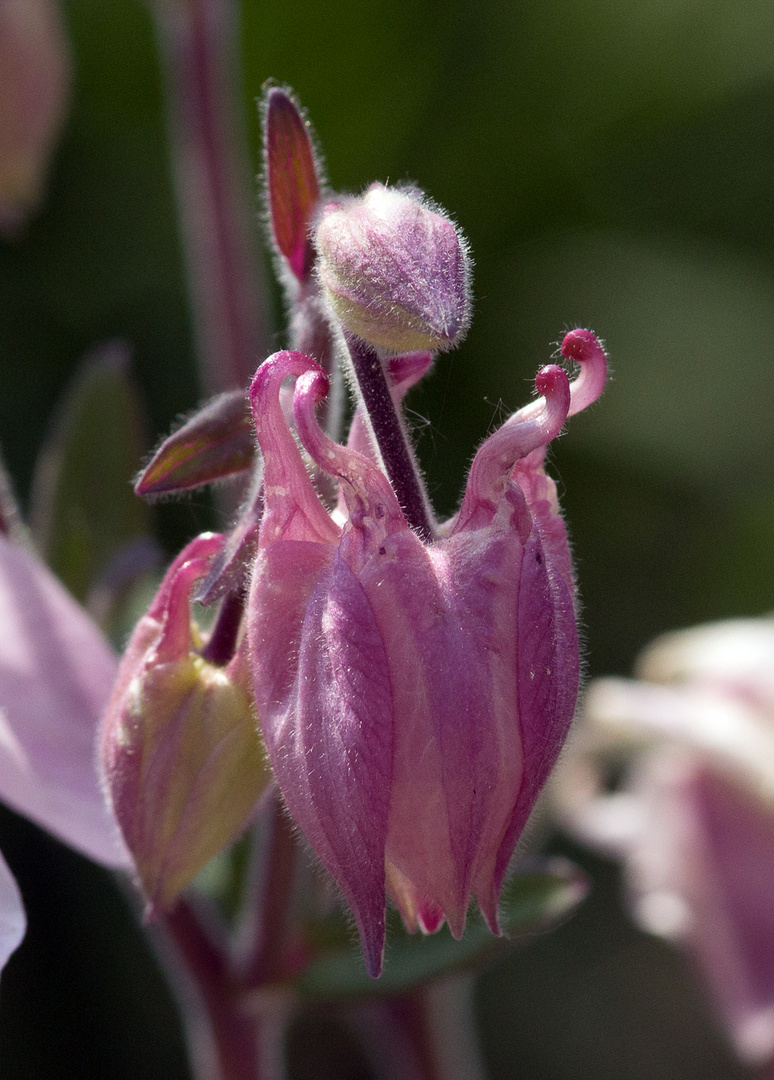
<box><xmin>315</xmin><ymin>183</ymin><xmax>471</xmax><ymax>352</ymax></box>
<box><xmin>100</xmin><ymin>534</ymin><xmax>270</xmax><ymax>913</ymax></box>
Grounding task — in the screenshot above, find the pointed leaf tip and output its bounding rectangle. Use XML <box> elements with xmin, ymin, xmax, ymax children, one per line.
<box><xmin>263</xmin><ymin>85</ymin><xmax>321</xmax><ymax>282</ymax></box>
<box><xmin>135</xmin><ymin>390</ymin><xmax>255</xmax><ymax>497</ymax></box>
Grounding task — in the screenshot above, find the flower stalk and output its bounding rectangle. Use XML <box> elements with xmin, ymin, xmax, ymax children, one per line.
<box><xmin>150</xmin><ymin>0</ymin><xmax>268</xmax><ymax>395</ymax></box>
<box><xmin>343</xmin><ymin>331</ymin><xmax>435</xmax><ymax>539</ymax></box>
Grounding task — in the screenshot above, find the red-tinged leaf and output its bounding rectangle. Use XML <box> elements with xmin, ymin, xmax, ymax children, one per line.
<box><xmin>136</xmin><ymin>389</ymin><xmax>255</xmax><ymax>497</ymax></box>
<box><xmin>264</xmin><ymin>85</ymin><xmax>322</xmax><ymax>282</ymax></box>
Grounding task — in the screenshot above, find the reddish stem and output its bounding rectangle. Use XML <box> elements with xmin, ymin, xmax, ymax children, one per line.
<box><xmin>152</xmin><ymin>0</ymin><xmax>268</xmax><ymax>395</ymax></box>
<box><xmin>347</xmin><ymin>977</ymin><xmax>487</xmax><ymax>1080</ymax></box>
<box><xmin>163</xmin><ymin>898</ymin><xmax>264</xmax><ymax>1080</ymax></box>
<box><xmin>238</xmin><ymin>794</ymin><xmax>303</xmax><ymax>988</ymax></box>
<box><xmin>345</xmin><ymin>331</ymin><xmax>435</xmax><ymax>540</ymax></box>
<box><xmin>200</xmin><ymin>588</ymin><xmax>245</xmax><ymax>666</ymax></box>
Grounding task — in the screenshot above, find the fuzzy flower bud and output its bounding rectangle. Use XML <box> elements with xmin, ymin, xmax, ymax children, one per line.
<box><xmin>100</xmin><ymin>534</ymin><xmax>270</xmax><ymax>913</ymax></box>
<box><xmin>315</xmin><ymin>183</ymin><xmax>472</xmax><ymax>352</ymax></box>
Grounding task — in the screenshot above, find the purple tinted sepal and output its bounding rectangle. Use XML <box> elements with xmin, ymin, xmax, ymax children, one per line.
<box><xmin>263</xmin><ymin>86</ymin><xmax>323</xmax><ymax>285</ymax></box>
<box><xmin>135</xmin><ymin>389</ymin><xmax>255</xmax><ymax>497</ymax></box>
<box><xmin>0</xmin><ymin>534</ymin><xmax>128</xmax><ymax>867</ymax></box>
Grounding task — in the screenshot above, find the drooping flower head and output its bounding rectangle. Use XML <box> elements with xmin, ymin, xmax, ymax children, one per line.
<box><xmin>247</xmin><ymin>326</ymin><xmax>606</xmax><ymax>976</ymax></box>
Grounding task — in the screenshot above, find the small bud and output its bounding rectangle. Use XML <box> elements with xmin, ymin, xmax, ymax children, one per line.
<box><xmin>315</xmin><ymin>183</ymin><xmax>472</xmax><ymax>352</ymax></box>
<box><xmin>0</xmin><ymin>0</ymin><xmax>70</xmax><ymax>236</ymax></box>
<box><xmin>100</xmin><ymin>534</ymin><xmax>270</xmax><ymax>912</ymax></box>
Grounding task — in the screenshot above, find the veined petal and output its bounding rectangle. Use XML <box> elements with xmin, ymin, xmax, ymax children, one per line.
<box><xmin>293</xmin><ymin>366</ymin><xmax>407</xmax><ymax>567</ymax></box>
<box><xmin>0</xmin><ymin>850</ymin><xmax>25</xmax><ymax>977</ymax></box>
<box><xmin>252</xmin><ymin>552</ymin><xmax>393</xmax><ymax>977</ymax></box>
<box><xmin>0</xmin><ymin>535</ymin><xmax>128</xmax><ymax>866</ymax></box>
<box><xmin>484</xmin><ymin>521</ymin><xmax>579</xmax><ymax>922</ymax></box>
<box><xmin>358</xmin><ymin>524</ymin><xmax>527</xmax><ymax>938</ymax></box>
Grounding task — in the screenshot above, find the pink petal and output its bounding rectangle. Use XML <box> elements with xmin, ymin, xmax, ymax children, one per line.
<box><xmin>0</xmin><ymin>535</ymin><xmax>128</xmax><ymax>866</ymax></box>
<box><xmin>484</xmin><ymin>521</ymin><xmax>579</xmax><ymax>922</ymax></box>
<box><xmin>0</xmin><ymin>850</ymin><xmax>25</xmax><ymax>976</ymax></box>
<box><xmin>630</xmin><ymin>758</ymin><xmax>774</xmax><ymax>1065</ymax></box>
<box><xmin>359</xmin><ymin>526</ymin><xmax>526</xmax><ymax>938</ymax></box>
<box><xmin>251</xmin><ymin>551</ymin><xmax>392</xmax><ymax>977</ymax></box>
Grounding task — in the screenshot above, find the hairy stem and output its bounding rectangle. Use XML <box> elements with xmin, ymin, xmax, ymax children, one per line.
<box><xmin>201</xmin><ymin>588</ymin><xmax>245</xmax><ymax>666</ymax></box>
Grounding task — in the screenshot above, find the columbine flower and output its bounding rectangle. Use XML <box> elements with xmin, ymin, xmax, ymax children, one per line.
<box><xmin>100</xmin><ymin>533</ymin><xmax>272</xmax><ymax>914</ymax></box>
<box><xmin>0</xmin><ymin>532</ymin><xmax>129</xmax><ymax>974</ymax></box>
<box><xmin>247</xmin><ymin>328</ymin><xmax>606</xmax><ymax>976</ymax></box>
<box><xmin>556</xmin><ymin>617</ymin><xmax>774</xmax><ymax>1066</ymax></box>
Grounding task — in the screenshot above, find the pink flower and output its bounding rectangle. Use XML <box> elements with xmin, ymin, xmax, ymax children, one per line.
<box><xmin>0</xmin><ymin>533</ymin><xmax>129</xmax><ymax>974</ymax></box>
<box><xmin>247</xmin><ymin>328</ymin><xmax>606</xmax><ymax>976</ymax></box>
<box><xmin>0</xmin><ymin>0</ymin><xmax>71</xmax><ymax>236</ymax></box>
<box><xmin>557</xmin><ymin>617</ymin><xmax>774</xmax><ymax>1065</ymax></box>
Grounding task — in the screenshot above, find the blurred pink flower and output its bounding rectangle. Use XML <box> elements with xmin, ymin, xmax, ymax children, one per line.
<box><xmin>557</xmin><ymin>617</ymin><xmax>774</xmax><ymax>1065</ymax></box>
<box><xmin>0</xmin><ymin>533</ymin><xmax>129</xmax><ymax>974</ymax></box>
<box><xmin>0</xmin><ymin>0</ymin><xmax>71</xmax><ymax>236</ymax></box>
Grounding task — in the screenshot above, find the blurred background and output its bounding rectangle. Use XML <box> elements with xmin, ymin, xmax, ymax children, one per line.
<box><xmin>2</xmin><ymin>0</ymin><xmax>774</xmax><ymax>1076</ymax></box>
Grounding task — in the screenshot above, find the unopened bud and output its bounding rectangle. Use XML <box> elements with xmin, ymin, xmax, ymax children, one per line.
<box><xmin>315</xmin><ymin>183</ymin><xmax>471</xmax><ymax>352</ymax></box>
<box><xmin>100</xmin><ymin>534</ymin><xmax>270</xmax><ymax>912</ymax></box>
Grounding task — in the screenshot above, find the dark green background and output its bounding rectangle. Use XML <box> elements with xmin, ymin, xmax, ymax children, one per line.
<box><xmin>1</xmin><ymin>0</ymin><xmax>773</xmax><ymax>1075</ymax></box>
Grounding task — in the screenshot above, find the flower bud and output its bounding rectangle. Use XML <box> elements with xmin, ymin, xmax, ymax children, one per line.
<box><xmin>315</xmin><ymin>183</ymin><xmax>471</xmax><ymax>352</ymax></box>
<box><xmin>100</xmin><ymin>534</ymin><xmax>270</xmax><ymax>912</ymax></box>
<box><xmin>0</xmin><ymin>0</ymin><xmax>70</xmax><ymax>235</ymax></box>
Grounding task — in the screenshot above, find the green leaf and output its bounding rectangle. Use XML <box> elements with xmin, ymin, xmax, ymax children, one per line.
<box><xmin>29</xmin><ymin>340</ymin><xmax>152</xmax><ymax>605</ymax></box>
<box><xmin>296</xmin><ymin>860</ymin><xmax>587</xmax><ymax>1000</ymax></box>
